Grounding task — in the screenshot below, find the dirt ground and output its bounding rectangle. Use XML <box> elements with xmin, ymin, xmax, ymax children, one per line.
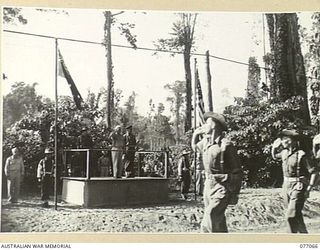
<box><xmin>1</xmin><ymin>188</ymin><xmax>320</xmax><ymax>233</ymax></box>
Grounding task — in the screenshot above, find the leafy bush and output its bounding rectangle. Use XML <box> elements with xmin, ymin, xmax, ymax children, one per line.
<box><xmin>224</xmin><ymin>96</ymin><xmax>316</xmax><ymax>187</ymax></box>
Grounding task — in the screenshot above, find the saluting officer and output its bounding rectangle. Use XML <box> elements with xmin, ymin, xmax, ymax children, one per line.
<box><xmin>272</xmin><ymin>129</ymin><xmax>318</xmax><ymax>233</ymax></box>
<box><xmin>192</xmin><ymin>112</ymin><xmax>242</xmax><ymax>233</ymax></box>
<box><xmin>110</xmin><ymin>125</ymin><xmax>125</xmax><ymax>178</ymax></box>
<box><xmin>37</xmin><ymin>148</ymin><xmax>55</xmax><ymax>208</ymax></box>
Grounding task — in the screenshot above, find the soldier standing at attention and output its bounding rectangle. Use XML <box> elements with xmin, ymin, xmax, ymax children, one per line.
<box><xmin>110</xmin><ymin>125</ymin><xmax>125</xmax><ymax>178</ymax></box>
<box><xmin>37</xmin><ymin>148</ymin><xmax>55</xmax><ymax>208</ymax></box>
<box><xmin>192</xmin><ymin>112</ymin><xmax>242</xmax><ymax>233</ymax></box>
<box><xmin>123</xmin><ymin>125</ymin><xmax>137</xmax><ymax>178</ymax></box>
<box><xmin>272</xmin><ymin>129</ymin><xmax>318</xmax><ymax>233</ymax></box>
<box><xmin>177</xmin><ymin>150</ymin><xmax>191</xmax><ymax>200</ymax></box>
<box><xmin>4</xmin><ymin>147</ymin><xmax>25</xmax><ymax>203</ymax></box>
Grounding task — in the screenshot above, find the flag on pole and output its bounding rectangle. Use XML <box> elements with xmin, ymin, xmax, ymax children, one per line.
<box><xmin>58</xmin><ymin>50</ymin><xmax>83</xmax><ymax>110</ymax></box>
<box><xmin>196</xmin><ymin>69</ymin><xmax>205</xmax><ymax>125</ymax></box>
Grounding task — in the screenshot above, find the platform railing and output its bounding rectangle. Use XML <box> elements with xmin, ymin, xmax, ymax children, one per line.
<box><xmin>63</xmin><ymin>148</ymin><xmax>169</xmax><ymax>180</ymax></box>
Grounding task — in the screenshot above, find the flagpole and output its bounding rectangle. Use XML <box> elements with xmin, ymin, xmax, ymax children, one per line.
<box><xmin>206</xmin><ymin>50</ymin><xmax>213</xmax><ymax>112</ymax></box>
<box><xmin>54</xmin><ymin>38</ymin><xmax>58</xmax><ymax>210</ymax></box>
<box><xmin>193</xmin><ymin>58</ymin><xmax>197</xmax><ymax>201</ymax></box>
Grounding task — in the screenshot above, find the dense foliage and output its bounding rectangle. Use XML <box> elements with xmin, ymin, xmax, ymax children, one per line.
<box><xmin>2</xmin><ymin>82</ymin><xmax>177</xmax><ymax>180</ymax></box>
<box><xmin>305</xmin><ymin>13</ymin><xmax>320</xmax><ymax>130</ymax></box>
<box><xmin>224</xmin><ymin>96</ymin><xmax>316</xmax><ymax>187</ymax></box>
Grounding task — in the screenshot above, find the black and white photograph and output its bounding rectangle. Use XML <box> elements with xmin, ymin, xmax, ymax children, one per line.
<box><xmin>1</xmin><ymin>5</ymin><xmax>320</xmax><ymax>235</ymax></box>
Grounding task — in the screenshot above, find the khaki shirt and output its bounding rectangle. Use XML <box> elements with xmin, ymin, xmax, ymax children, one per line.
<box><xmin>5</xmin><ymin>156</ymin><xmax>25</xmax><ymax>176</ymax></box>
<box><xmin>196</xmin><ymin>136</ymin><xmax>241</xmax><ymax>175</ymax></box>
<box><xmin>37</xmin><ymin>158</ymin><xmax>54</xmax><ymax>178</ymax></box>
<box><xmin>110</xmin><ymin>132</ymin><xmax>125</xmax><ymax>148</ymax></box>
<box><xmin>275</xmin><ymin>149</ymin><xmax>316</xmax><ymax>177</ymax></box>
<box><xmin>177</xmin><ymin>156</ymin><xmax>190</xmax><ymax>176</ymax></box>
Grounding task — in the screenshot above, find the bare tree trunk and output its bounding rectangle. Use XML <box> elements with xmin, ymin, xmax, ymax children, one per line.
<box><xmin>104</xmin><ymin>11</ymin><xmax>113</xmax><ymax>128</ymax></box>
<box><xmin>266</xmin><ymin>13</ymin><xmax>311</xmax><ymax>125</ymax></box>
<box><xmin>206</xmin><ymin>50</ymin><xmax>213</xmax><ymax>111</ymax></box>
<box><xmin>175</xmin><ymin>103</ymin><xmax>180</xmax><ymax>143</ymax></box>
<box><xmin>184</xmin><ymin>47</ymin><xmax>192</xmax><ymax>132</ymax></box>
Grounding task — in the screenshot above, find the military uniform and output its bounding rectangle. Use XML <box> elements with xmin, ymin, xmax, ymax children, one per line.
<box><xmin>196</xmin><ymin>135</ymin><xmax>242</xmax><ymax>232</ymax></box>
<box><xmin>123</xmin><ymin>126</ymin><xmax>137</xmax><ymax>178</ymax></box>
<box><xmin>177</xmin><ymin>152</ymin><xmax>191</xmax><ymax>200</ymax></box>
<box><xmin>273</xmin><ymin>147</ymin><xmax>317</xmax><ymax>233</ymax></box>
<box><xmin>110</xmin><ymin>126</ymin><xmax>125</xmax><ymax>178</ymax></box>
<box><xmin>272</xmin><ymin>129</ymin><xmax>319</xmax><ymax>233</ymax></box>
<box><xmin>4</xmin><ymin>153</ymin><xmax>25</xmax><ymax>203</ymax></box>
<box><xmin>192</xmin><ymin>112</ymin><xmax>242</xmax><ymax>233</ymax></box>
<box><xmin>37</xmin><ymin>156</ymin><xmax>54</xmax><ymax>207</ymax></box>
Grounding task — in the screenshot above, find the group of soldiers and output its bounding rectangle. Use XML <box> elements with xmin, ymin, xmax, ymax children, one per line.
<box><xmin>4</xmin><ymin>146</ymin><xmax>56</xmax><ymax>208</ymax></box>
<box><xmin>109</xmin><ymin>125</ymin><xmax>137</xmax><ymax>178</ymax></box>
<box><xmin>3</xmin><ymin>111</ymin><xmax>320</xmax><ymax>233</ymax></box>
<box><xmin>4</xmin><ymin>124</ymin><xmax>137</xmax><ymax>208</ymax></box>
<box><xmin>73</xmin><ymin>124</ymin><xmax>137</xmax><ymax>178</ymax></box>
<box><xmin>177</xmin><ymin>111</ymin><xmax>319</xmax><ymax>233</ymax></box>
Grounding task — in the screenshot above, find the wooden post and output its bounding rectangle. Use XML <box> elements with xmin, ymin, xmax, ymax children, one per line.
<box><xmin>137</xmin><ymin>153</ymin><xmax>141</xmax><ymax>177</ymax></box>
<box><xmin>193</xmin><ymin>58</ymin><xmax>197</xmax><ymax>201</ymax></box>
<box><xmin>86</xmin><ymin>149</ymin><xmax>90</xmax><ymax>180</ymax></box>
<box><xmin>54</xmin><ymin>38</ymin><xmax>58</xmax><ymax>211</ymax></box>
<box><xmin>164</xmin><ymin>151</ymin><xmax>168</xmax><ymax>179</ymax></box>
<box><xmin>64</xmin><ymin>150</ymin><xmax>67</xmax><ymax>177</ymax></box>
<box><xmin>205</xmin><ymin>50</ymin><xmax>213</xmax><ymax>111</ymax></box>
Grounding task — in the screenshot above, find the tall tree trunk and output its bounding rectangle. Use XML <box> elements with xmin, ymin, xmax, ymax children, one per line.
<box><xmin>184</xmin><ymin>47</ymin><xmax>192</xmax><ymax>132</ymax></box>
<box><xmin>246</xmin><ymin>57</ymin><xmax>261</xmax><ymax>103</ymax></box>
<box><xmin>266</xmin><ymin>13</ymin><xmax>311</xmax><ymax>125</ymax></box>
<box><xmin>175</xmin><ymin>102</ymin><xmax>180</xmax><ymax>143</ymax></box>
<box><xmin>104</xmin><ymin>11</ymin><xmax>113</xmax><ymax>128</ymax></box>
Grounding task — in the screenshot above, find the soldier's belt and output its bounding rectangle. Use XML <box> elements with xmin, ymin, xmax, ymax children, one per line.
<box><xmin>8</xmin><ymin>169</ymin><xmax>20</xmax><ymax>172</ymax></box>
<box><xmin>284</xmin><ymin>176</ymin><xmax>306</xmax><ymax>182</ymax></box>
<box><xmin>44</xmin><ymin>172</ymin><xmax>53</xmax><ymax>175</ymax></box>
<box><xmin>206</xmin><ymin>173</ymin><xmax>228</xmax><ymax>181</ymax></box>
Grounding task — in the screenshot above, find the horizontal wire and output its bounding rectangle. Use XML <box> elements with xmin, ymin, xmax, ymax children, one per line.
<box><xmin>4</xmin><ymin>29</ymin><xmax>320</xmax><ymax>81</ymax></box>
<box><xmin>3</xmin><ymin>29</ymin><xmax>269</xmax><ymax>70</ymax></box>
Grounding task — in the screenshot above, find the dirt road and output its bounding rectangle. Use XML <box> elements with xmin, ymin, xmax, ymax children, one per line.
<box><xmin>1</xmin><ymin>188</ymin><xmax>320</xmax><ymax>233</ymax></box>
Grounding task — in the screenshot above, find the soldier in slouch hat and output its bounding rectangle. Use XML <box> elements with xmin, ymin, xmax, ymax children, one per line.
<box><xmin>177</xmin><ymin>150</ymin><xmax>191</xmax><ymax>200</ymax></box>
<box><xmin>37</xmin><ymin>148</ymin><xmax>54</xmax><ymax>208</ymax></box>
<box><xmin>192</xmin><ymin>112</ymin><xmax>242</xmax><ymax>233</ymax></box>
<box><xmin>272</xmin><ymin>129</ymin><xmax>318</xmax><ymax>233</ymax></box>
